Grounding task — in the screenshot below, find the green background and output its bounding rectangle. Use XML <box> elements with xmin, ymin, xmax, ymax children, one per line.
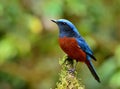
<box><xmin>0</xmin><ymin>0</ymin><xmax>120</xmax><ymax>89</ymax></box>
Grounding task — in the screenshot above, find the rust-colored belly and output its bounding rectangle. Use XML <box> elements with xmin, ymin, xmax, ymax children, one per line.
<box><xmin>59</xmin><ymin>37</ymin><xmax>86</xmax><ymax>62</ymax></box>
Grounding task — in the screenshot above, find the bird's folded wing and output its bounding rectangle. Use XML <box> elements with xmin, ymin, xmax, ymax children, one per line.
<box><xmin>76</xmin><ymin>37</ymin><xmax>97</xmax><ymax>61</ymax></box>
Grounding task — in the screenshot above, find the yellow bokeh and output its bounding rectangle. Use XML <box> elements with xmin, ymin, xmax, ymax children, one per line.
<box><xmin>28</xmin><ymin>16</ymin><xmax>43</xmax><ymax>34</ymax></box>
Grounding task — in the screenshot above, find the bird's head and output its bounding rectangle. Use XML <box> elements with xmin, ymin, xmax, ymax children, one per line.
<box><xmin>51</xmin><ymin>19</ymin><xmax>80</xmax><ymax>37</ymax></box>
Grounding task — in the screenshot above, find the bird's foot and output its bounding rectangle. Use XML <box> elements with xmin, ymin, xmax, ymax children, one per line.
<box><xmin>68</xmin><ymin>68</ymin><xmax>76</xmax><ymax>74</ymax></box>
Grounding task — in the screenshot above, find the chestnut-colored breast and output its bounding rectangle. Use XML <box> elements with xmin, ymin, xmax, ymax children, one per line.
<box><xmin>59</xmin><ymin>37</ymin><xmax>86</xmax><ymax>62</ymax></box>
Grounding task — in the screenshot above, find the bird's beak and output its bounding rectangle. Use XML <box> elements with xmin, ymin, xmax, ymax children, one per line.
<box><xmin>51</xmin><ymin>19</ymin><xmax>57</xmax><ymax>23</ymax></box>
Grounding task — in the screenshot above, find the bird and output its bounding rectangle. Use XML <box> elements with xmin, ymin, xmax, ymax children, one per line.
<box><xmin>51</xmin><ymin>19</ymin><xmax>100</xmax><ymax>83</ymax></box>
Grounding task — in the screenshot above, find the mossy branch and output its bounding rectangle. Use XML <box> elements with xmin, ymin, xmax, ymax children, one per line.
<box><xmin>55</xmin><ymin>56</ymin><xmax>85</xmax><ymax>89</ymax></box>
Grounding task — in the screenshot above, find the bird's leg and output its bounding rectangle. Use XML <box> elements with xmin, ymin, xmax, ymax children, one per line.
<box><xmin>68</xmin><ymin>60</ymin><xmax>78</xmax><ymax>74</ymax></box>
<box><xmin>65</xmin><ymin>56</ymin><xmax>78</xmax><ymax>74</ymax></box>
<box><xmin>66</xmin><ymin>56</ymin><xmax>74</xmax><ymax>64</ymax></box>
<box><xmin>62</xmin><ymin>55</ymin><xmax>73</xmax><ymax>65</ymax></box>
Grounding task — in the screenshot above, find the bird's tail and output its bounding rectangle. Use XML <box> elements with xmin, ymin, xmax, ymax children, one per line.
<box><xmin>85</xmin><ymin>60</ymin><xmax>100</xmax><ymax>83</ymax></box>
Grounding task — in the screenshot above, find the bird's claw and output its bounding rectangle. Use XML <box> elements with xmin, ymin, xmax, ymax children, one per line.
<box><xmin>68</xmin><ymin>68</ymin><xmax>75</xmax><ymax>74</ymax></box>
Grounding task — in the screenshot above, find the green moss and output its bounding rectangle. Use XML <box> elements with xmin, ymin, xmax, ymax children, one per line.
<box><xmin>56</xmin><ymin>56</ymin><xmax>85</xmax><ymax>89</ymax></box>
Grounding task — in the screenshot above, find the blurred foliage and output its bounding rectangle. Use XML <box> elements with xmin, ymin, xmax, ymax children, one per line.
<box><xmin>0</xmin><ymin>0</ymin><xmax>120</xmax><ymax>89</ymax></box>
<box><xmin>0</xmin><ymin>71</ymin><xmax>28</xmax><ymax>89</ymax></box>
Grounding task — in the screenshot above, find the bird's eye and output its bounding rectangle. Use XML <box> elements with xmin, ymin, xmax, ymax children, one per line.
<box><xmin>61</xmin><ymin>22</ymin><xmax>66</xmax><ymax>25</ymax></box>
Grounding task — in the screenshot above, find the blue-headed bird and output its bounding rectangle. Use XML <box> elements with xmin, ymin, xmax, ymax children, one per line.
<box><xmin>51</xmin><ymin>19</ymin><xmax>100</xmax><ymax>83</ymax></box>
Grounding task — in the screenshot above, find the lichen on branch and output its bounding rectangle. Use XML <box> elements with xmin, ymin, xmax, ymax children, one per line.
<box><xmin>55</xmin><ymin>56</ymin><xmax>85</xmax><ymax>89</ymax></box>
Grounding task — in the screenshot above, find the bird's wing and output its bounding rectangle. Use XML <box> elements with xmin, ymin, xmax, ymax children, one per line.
<box><xmin>76</xmin><ymin>37</ymin><xmax>97</xmax><ymax>61</ymax></box>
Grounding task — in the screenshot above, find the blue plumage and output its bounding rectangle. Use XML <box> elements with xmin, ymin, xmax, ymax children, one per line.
<box><xmin>53</xmin><ymin>19</ymin><xmax>95</xmax><ymax>61</ymax></box>
<box><xmin>52</xmin><ymin>19</ymin><xmax>80</xmax><ymax>37</ymax></box>
<box><xmin>51</xmin><ymin>19</ymin><xmax>100</xmax><ymax>83</ymax></box>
